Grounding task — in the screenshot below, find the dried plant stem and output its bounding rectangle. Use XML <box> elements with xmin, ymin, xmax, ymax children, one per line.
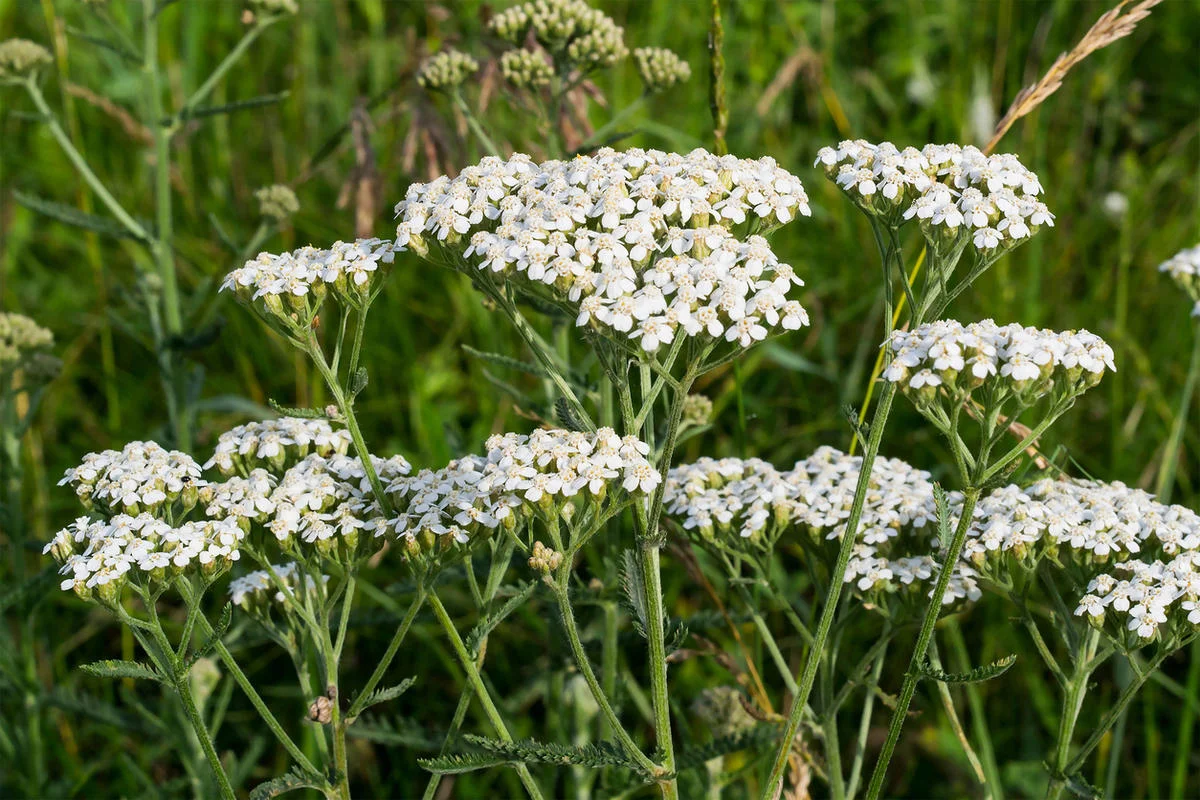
<box><xmin>985</xmin><ymin>0</ymin><xmax>1163</xmax><ymax>153</ymax></box>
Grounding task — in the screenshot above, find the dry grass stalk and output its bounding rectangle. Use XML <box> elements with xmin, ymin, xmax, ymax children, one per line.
<box><xmin>985</xmin><ymin>0</ymin><xmax>1162</xmax><ymax>153</ymax></box>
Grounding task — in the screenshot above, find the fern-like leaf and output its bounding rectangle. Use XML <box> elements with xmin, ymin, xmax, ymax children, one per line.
<box><xmin>0</xmin><ymin>567</ymin><xmax>55</xmax><ymax>614</ymax></box>
<box><xmin>676</xmin><ymin>723</ymin><xmax>779</xmax><ymax>771</ymax></box>
<box><xmin>465</xmin><ymin>581</ymin><xmax>537</xmax><ymax>656</ymax></box>
<box><xmin>352</xmin><ymin>677</ymin><xmax>418</xmax><ymax>715</ymax></box>
<box><xmin>181</xmin><ymin>92</ymin><xmax>290</xmax><ymax>122</ymax></box>
<box><xmin>665</xmin><ymin>617</ymin><xmax>690</xmax><ymax>654</ymax></box>
<box><xmin>248</xmin><ymin>766</ymin><xmax>326</xmax><ymax>799</ymax></box>
<box><xmin>464</xmin><ymin>735</ymin><xmax>650</xmax><ymax>774</ymax></box>
<box><xmin>80</xmin><ymin>659</ymin><xmax>165</xmax><ymax>684</ymax></box>
<box><xmin>42</xmin><ymin>688</ymin><xmax>159</xmax><ymax>734</ymax></box>
<box><xmin>554</xmin><ymin>396</ymin><xmax>584</xmax><ymax>432</ymax></box>
<box><xmin>267</xmin><ymin>399</ymin><xmax>328</xmax><ymax>419</ymax></box>
<box><xmin>418</xmin><ymin>751</ymin><xmax>509</xmax><ymax>775</ymax></box>
<box><xmin>933</xmin><ymin>483</ymin><xmax>952</xmax><ymax>551</ymax></box>
<box><xmin>14</xmin><ymin>190</ymin><xmax>149</xmax><ymax>241</ymax></box>
<box><xmin>619</xmin><ymin>549</ymin><xmax>649</xmax><ymax>639</ymax></box>
<box><xmin>187</xmin><ymin>603</ymin><xmax>232</xmax><ymax>669</ymax></box>
<box><xmin>918</xmin><ymin>654</ymin><xmax>1017</xmax><ymax>684</ymax></box>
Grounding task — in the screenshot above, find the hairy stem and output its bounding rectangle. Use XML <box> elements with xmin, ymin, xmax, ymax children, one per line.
<box><xmin>865</xmin><ymin>486</ymin><xmax>981</xmax><ymax>800</ymax></box>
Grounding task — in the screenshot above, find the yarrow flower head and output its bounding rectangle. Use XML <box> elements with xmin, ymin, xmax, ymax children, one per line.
<box><xmin>417</xmin><ymin>49</ymin><xmax>479</xmax><ymax>92</ymax></box>
<box><xmin>204</xmin><ymin>416</ymin><xmax>352</xmax><ymax>476</ymax></box>
<box><xmin>884</xmin><ymin>319</ymin><xmax>1115</xmax><ymax>415</ymax></box>
<box><xmin>500</xmin><ymin>49</ymin><xmax>555</xmax><ymax>89</ymax></box>
<box><xmin>0</xmin><ymin>312</ymin><xmax>57</xmax><ymax>382</ymax></box>
<box><xmin>0</xmin><ymin>39</ymin><xmax>52</xmax><ymax>81</ymax></box>
<box><xmin>1158</xmin><ymin>244</ymin><xmax>1200</xmax><ymax>317</ymax></box>
<box><xmin>381</xmin><ymin>427</ymin><xmax>656</xmax><ymax>571</ymax></box>
<box><xmin>395</xmin><ymin>148</ymin><xmax>811</xmax><ymax>359</ymax></box>
<box><xmin>255</xmin><ymin>184</ymin><xmax>300</xmax><ymax>223</ymax></box>
<box><xmin>489</xmin><ymin>0</ymin><xmax>627</xmax><ymax>72</ymax></box>
<box><xmin>664</xmin><ymin>447</ymin><xmax>981</xmax><ymax>612</ymax></box>
<box><xmin>229</xmin><ymin>562</ymin><xmax>329</xmax><ymax>617</ymax></box>
<box><xmin>1075</xmin><ymin>553</ymin><xmax>1200</xmax><ymax>645</ymax></box>
<box><xmin>633</xmin><ymin>47</ymin><xmax>691</xmax><ymax>93</ymax></box>
<box><xmin>220</xmin><ymin>238</ymin><xmax>401</xmax><ymax>332</ymax></box>
<box><xmin>60</xmin><ymin>441</ymin><xmax>205</xmax><ymax>518</ymax></box>
<box><xmin>815</xmin><ymin>140</ymin><xmax>1052</xmax><ymax>260</ymax></box>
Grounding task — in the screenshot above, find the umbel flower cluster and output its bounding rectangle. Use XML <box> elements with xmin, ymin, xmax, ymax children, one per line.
<box><xmin>489</xmin><ymin>0</ymin><xmax>629</xmax><ymax>73</ymax></box>
<box><xmin>500</xmin><ymin>49</ymin><xmax>555</xmax><ymax>90</ymax></box>
<box><xmin>815</xmin><ymin>140</ymin><xmax>1053</xmax><ymax>253</ymax></box>
<box><xmin>416</xmin><ymin>49</ymin><xmax>480</xmax><ymax>92</ymax></box>
<box><xmin>1158</xmin><ymin>243</ymin><xmax>1200</xmax><ymax>317</ymax></box>
<box><xmin>395</xmin><ymin>148</ymin><xmax>812</xmax><ymax>355</ymax></box>
<box><xmin>664</xmin><ymin>447</ymin><xmax>982</xmax><ymax>607</ymax></box>
<box><xmin>220</xmin><ymin>238</ymin><xmax>400</xmax><ymax>329</ymax></box>
<box><xmin>964</xmin><ymin>478</ymin><xmax>1200</xmax><ymax>642</ymax></box>
<box><xmin>1077</xmin><ymin>553</ymin><xmax>1200</xmax><ymax>642</ymax></box>
<box><xmin>381</xmin><ymin>427</ymin><xmax>659</xmax><ymax>567</ymax></box>
<box><xmin>0</xmin><ymin>311</ymin><xmax>57</xmax><ymax>379</ymax></box>
<box><xmin>205</xmin><ymin>417</ymin><xmax>352</xmax><ymax>475</ymax></box>
<box><xmin>0</xmin><ymin>38</ymin><xmax>52</xmax><ymax>80</ymax></box>
<box><xmin>884</xmin><ymin>319</ymin><xmax>1116</xmax><ymax>408</ymax></box>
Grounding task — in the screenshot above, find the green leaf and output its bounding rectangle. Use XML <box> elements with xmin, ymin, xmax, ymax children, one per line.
<box><xmin>464</xmin><ymin>735</ymin><xmax>650</xmax><ymax>774</ymax></box>
<box><xmin>42</xmin><ymin>688</ymin><xmax>159</xmax><ymax>734</ymax></box>
<box><xmin>463</xmin><ymin>344</ymin><xmax>549</xmax><ymax>379</ymax></box>
<box><xmin>347</xmin><ymin>713</ymin><xmax>440</xmax><ymax>749</ymax></box>
<box><xmin>918</xmin><ymin>654</ymin><xmax>1017</xmax><ymax>684</ymax></box>
<box><xmin>65</xmin><ymin>26</ymin><xmax>139</xmax><ymax>62</ymax></box>
<box><xmin>676</xmin><ymin>723</ymin><xmax>779</xmax><ymax>771</ymax></box>
<box><xmin>187</xmin><ymin>603</ymin><xmax>232</xmax><ymax>668</ymax></box>
<box><xmin>80</xmin><ymin>659</ymin><xmax>165</xmax><ymax>684</ymax></box>
<box><xmin>267</xmin><ymin>398</ymin><xmax>328</xmax><ymax>419</ymax></box>
<box><xmin>13</xmin><ymin>190</ymin><xmax>149</xmax><ymax>242</ymax></box>
<box><xmin>248</xmin><ymin>766</ymin><xmax>326</xmax><ymax>799</ymax></box>
<box><xmin>418</xmin><ymin>751</ymin><xmax>509</xmax><ymax>775</ymax></box>
<box><xmin>465</xmin><ymin>581</ymin><xmax>538</xmax><ymax>656</ymax></box>
<box><xmin>352</xmin><ymin>676</ymin><xmax>418</xmax><ymax>715</ymax></box>
<box><xmin>619</xmin><ymin>550</ymin><xmax>649</xmax><ymax>639</ymax></box>
<box><xmin>180</xmin><ymin>91</ymin><xmax>290</xmax><ymax>122</ymax></box>
<box><xmin>349</xmin><ymin>366</ymin><xmax>369</xmax><ymax>398</ymax></box>
<box><xmin>554</xmin><ymin>396</ymin><xmax>584</xmax><ymax>431</ymax></box>
<box><xmin>664</xmin><ymin>617</ymin><xmax>690</xmax><ymax>654</ymax></box>
<box><xmin>933</xmin><ymin>483</ymin><xmax>953</xmax><ymax>550</ymax></box>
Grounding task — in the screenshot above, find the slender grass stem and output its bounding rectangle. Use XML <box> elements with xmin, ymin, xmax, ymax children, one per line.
<box><xmin>452</xmin><ymin>90</ymin><xmax>502</xmax><ymax>158</ymax></box>
<box><xmin>945</xmin><ymin>620</ymin><xmax>1003</xmax><ymax>800</ymax></box>
<box><xmin>865</xmin><ymin>486</ymin><xmax>981</xmax><ymax>800</ymax></box>
<box><xmin>1155</xmin><ymin>322</ymin><xmax>1200</xmax><ymax>502</ymax></box>
<box><xmin>427</xmin><ymin>591</ymin><xmax>546</xmax><ymax>800</ymax></box>
<box><xmin>1169</xmin><ymin>638</ymin><xmax>1200</xmax><ymax>799</ymax></box>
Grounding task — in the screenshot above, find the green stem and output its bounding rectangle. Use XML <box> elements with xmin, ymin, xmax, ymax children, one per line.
<box><xmin>1156</xmin><ymin>323</ymin><xmax>1200</xmax><ymax>502</ymax></box>
<box><xmin>549</xmin><ymin>575</ymin><xmax>662</xmax><ymax>777</ymax></box>
<box><xmin>1170</xmin><ymin>638</ymin><xmax>1200</xmax><ymax>799</ymax></box>
<box><xmin>452</xmin><ymin>90</ymin><xmax>501</xmax><ymax>158</ymax></box>
<box><xmin>1045</xmin><ymin>629</ymin><xmax>1102</xmax><ymax>800</ymax></box>
<box><xmin>176</xmin><ymin>20</ymin><xmax>274</xmax><ymax>124</ymax></box>
<box><xmin>945</xmin><ymin>620</ymin><xmax>1003</xmax><ymax>800</ymax></box>
<box><xmin>865</xmin><ymin>486</ymin><xmax>981</xmax><ymax>800</ymax></box>
<box><xmin>346</xmin><ymin>589</ymin><xmax>425</xmax><ymax>719</ymax></box>
<box><xmin>761</xmin><ymin>382</ymin><xmax>900</xmax><ymax>799</ymax></box>
<box><xmin>318</xmin><ymin>601</ymin><xmax>351</xmax><ymax>800</ymax></box>
<box><xmin>428</xmin><ymin>591</ymin><xmax>546</xmax><ymax>800</ymax></box>
<box><xmin>638</xmin><ymin>544</ymin><xmax>678</xmax><ymax>800</ymax></box>
<box><xmin>844</xmin><ymin>634</ymin><xmax>889</xmax><ymax>800</ymax></box>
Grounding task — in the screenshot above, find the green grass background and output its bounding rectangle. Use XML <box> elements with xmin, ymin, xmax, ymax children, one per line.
<box><xmin>1</xmin><ymin>0</ymin><xmax>1199</xmax><ymax>797</ymax></box>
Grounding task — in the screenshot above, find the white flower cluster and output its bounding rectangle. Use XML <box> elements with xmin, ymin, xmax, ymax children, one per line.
<box><xmin>382</xmin><ymin>427</ymin><xmax>657</xmax><ymax>565</ymax></box>
<box><xmin>884</xmin><ymin>319</ymin><xmax>1115</xmax><ymax>403</ymax></box>
<box><xmin>815</xmin><ymin>140</ymin><xmax>1053</xmax><ymax>253</ymax></box>
<box><xmin>46</xmin><ymin>514</ymin><xmax>244</xmax><ymax>603</ymax></box>
<box><xmin>1158</xmin><ymin>243</ymin><xmax>1200</xmax><ymax>316</ymax></box>
<box><xmin>228</xmin><ymin>562</ymin><xmax>328</xmax><ymax>610</ymax></box>
<box><xmin>633</xmin><ymin>47</ymin><xmax>691</xmax><ymax>93</ymax></box>
<box><xmin>500</xmin><ymin>49</ymin><xmax>555</xmax><ymax>89</ymax></box>
<box><xmin>1076</xmin><ymin>552</ymin><xmax>1200</xmax><ymax>641</ymax></box>
<box><xmin>59</xmin><ymin>441</ymin><xmax>204</xmax><ymax>517</ymax></box>
<box><xmin>204</xmin><ymin>417</ymin><xmax>353</xmax><ymax>476</ymax></box>
<box><xmin>489</xmin><ymin>0</ymin><xmax>627</xmax><ymax>71</ymax></box>
<box><xmin>966</xmin><ymin>479</ymin><xmax>1200</xmax><ymax>569</ymax></box>
<box><xmin>0</xmin><ymin>38</ymin><xmax>52</xmax><ymax>79</ymax></box>
<box><xmin>395</xmin><ymin>148</ymin><xmax>811</xmax><ymax>355</ymax></box>
<box><xmin>417</xmin><ymin>49</ymin><xmax>479</xmax><ymax>91</ymax></box>
<box><xmin>0</xmin><ymin>311</ymin><xmax>55</xmax><ymax>376</ymax></box>
<box><xmin>255</xmin><ymin>184</ymin><xmax>300</xmax><ymax>223</ymax></box>
<box><xmin>220</xmin><ymin>238</ymin><xmax>400</xmax><ymax>318</ymax></box>
<box><xmin>664</xmin><ymin>447</ymin><xmax>981</xmax><ymax>607</ymax></box>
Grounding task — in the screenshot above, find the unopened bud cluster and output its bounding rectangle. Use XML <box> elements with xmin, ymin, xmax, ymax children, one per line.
<box><xmin>884</xmin><ymin>319</ymin><xmax>1115</xmax><ymax>413</ymax></box>
<box><xmin>1158</xmin><ymin>244</ymin><xmax>1200</xmax><ymax>317</ymax></box>
<box><xmin>682</xmin><ymin>393</ymin><xmax>713</xmax><ymax>426</ymax></box>
<box><xmin>633</xmin><ymin>47</ymin><xmax>690</xmax><ymax>93</ymax></box>
<box><xmin>0</xmin><ymin>39</ymin><xmax>52</xmax><ymax>80</ymax></box>
<box><xmin>489</xmin><ymin>0</ymin><xmax>627</xmax><ymax>72</ymax></box>
<box><xmin>0</xmin><ymin>312</ymin><xmax>57</xmax><ymax>382</ymax></box>
<box><xmin>500</xmin><ymin>49</ymin><xmax>555</xmax><ymax>89</ymax></box>
<box><xmin>382</xmin><ymin>427</ymin><xmax>657</xmax><ymax>570</ymax></box>
<box><xmin>255</xmin><ymin>184</ymin><xmax>300</xmax><ymax>223</ymax></box>
<box><xmin>417</xmin><ymin>49</ymin><xmax>479</xmax><ymax>92</ymax></box>
<box><xmin>665</xmin><ymin>447</ymin><xmax>982</xmax><ymax>610</ymax></box>
<box><xmin>205</xmin><ymin>417</ymin><xmax>352</xmax><ymax>476</ymax></box>
<box><xmin>395</xmin><ymin>148</ymin><xmax>811</xmax><ymax>358</ymax></box>
<box><xmin>529</xmin><ymin>540</ymin><xmax>564</xmax><ymax>572</ymax></box>
<box><xmin>815</xmin><ymin>141</ymin><xmax>1052</xmax><ymax>256</ymax></box>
